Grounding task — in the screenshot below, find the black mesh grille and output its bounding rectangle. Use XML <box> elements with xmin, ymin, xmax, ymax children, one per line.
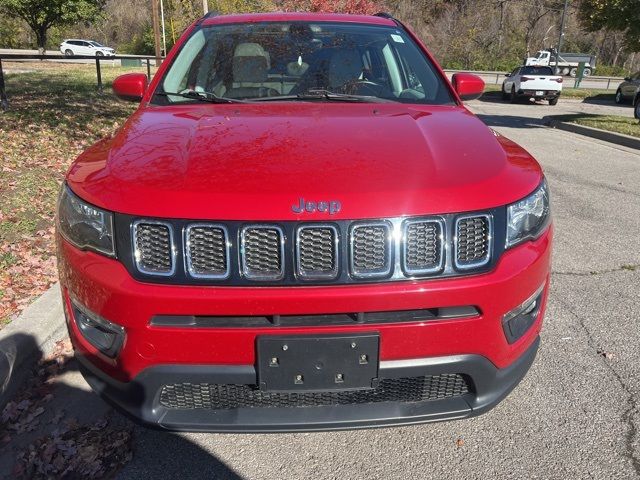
<box><xmin>405</xmin><ymin>221</ymin><xmax>442</xmax><ymax>272</ymax></box>
<box><xmin>159</xmin><ymin>374</ymin><xmax>471</xmax><ymax>410</ymax></box>
<box><xmin>242</xmin><ymin>227</ymin><xmax>283</xmax><ymax>279</ymax></box>
<box><xmin>456</xmin><ymin>216</ymin><xmax>490</xmax><ymax>266</ymax></box>
<box><xmin>134</xmin><ymin>223</ymin><xmax>172</xmax><ymax>274</ymax></box>
<box><xmin>298</xmin><ymin>227</ymin><xmax>337</xmax><ymax>278</ymax></box>
<box><xmin>186</xmin><ymin>226</ymin><xmax>227</xmax><ymax>277</ymax></box>
<box><xmin>351</xmin><ymin>224</ymin><xmax>390</xmax><ymax>276</ymax></box>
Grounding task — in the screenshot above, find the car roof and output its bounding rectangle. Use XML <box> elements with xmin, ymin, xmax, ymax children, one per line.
<box><xmin>200</xmin><ymin>12</ymin><xmax>396</xmax><ymax>27</ymax></box>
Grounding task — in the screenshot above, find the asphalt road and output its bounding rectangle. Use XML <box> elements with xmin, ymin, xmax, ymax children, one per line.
<box><xmin>4</xmin><ymin>97</ymin><xmax>640</xmax><ymax>479</ymax></box>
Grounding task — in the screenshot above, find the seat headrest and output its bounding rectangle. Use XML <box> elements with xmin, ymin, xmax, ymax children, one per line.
<box><xmin>233</xmin><ymin>43</ymin><xmax>270</xmax><ymax>83</ymax></box>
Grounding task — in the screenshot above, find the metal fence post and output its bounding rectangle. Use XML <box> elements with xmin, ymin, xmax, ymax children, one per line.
<box><xmin>0</xmin><ymin>58</ymin><xmax>8</xmax><ymax>111</ymax></box>
<box><xmin>146</xmin><ymin>59</ymin><xmax>151</xmax><ymax>79</ymax></box>
<box><xmin>95</xmin><ymin>57</ymin><xmax>103</xmax><ymax>92</ymax></box>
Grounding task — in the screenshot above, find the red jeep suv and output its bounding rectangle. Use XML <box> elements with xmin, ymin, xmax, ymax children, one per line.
<box><xmin>56</xmin><ymin>12</ymin><xmax>552</xmax><ymax>432</ymax></box>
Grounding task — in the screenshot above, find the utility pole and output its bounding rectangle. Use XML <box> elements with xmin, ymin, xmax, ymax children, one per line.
<box><xmin>203</xmin><ymin>0</ymin><xmax>208</xmax><ymax>14</ymax></box>
<box><xmin>160</xmin><ymin>0</ymin><xmax>167</xmax><ymax>56</ymax></box>
<box><xmin>151</xmin><ymin>0</ymin><xmax>162</xmax><ymax>67</ymax></box>
<box><xmin>557</xmin><ymin>0</ymin><xmax>569</xmax><ymax>54</ymax></box>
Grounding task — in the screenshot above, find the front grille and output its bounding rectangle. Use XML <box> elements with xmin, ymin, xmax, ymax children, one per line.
<box><xmin>159</xmin><ymin>374</ymin><xmax>471</xmax><ymax>410</ymax></box>
<box><xmin>350</xmin><ymin>223</ymin><xmax>392</xmax><ymax>278</ymax></box>
<box><xmin>185</xmin><ymin>225</ymin><xmax>229</xmax><ymax>279</ymax></box>
<box><xmin>296</xmin><ymin>226</ymin><xmax>338</xmax><ymax>279</ymax></box>
<box><xmin>455</xmin><ymin>215</ymin><xmax>492</xmax><ymax>269</ymax></box>
<box><xmin>241</xmin><ymin>226</ymin><xmax>284</xmax><ymax>280</ymax></box>
<box><xmin>403</xmin><ymin>219</ymin><xmax>443</xmax><ymax>275</ymax></box>
<box><xmin>132</xmin><ymin>221</ymin><xmax>174</xmax><ymax>275</ymax></box>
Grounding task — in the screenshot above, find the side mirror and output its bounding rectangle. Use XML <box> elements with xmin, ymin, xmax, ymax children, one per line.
<box><xmin>113</xmin><ymin>73</ymin><xmax>148</xmax><ymax>102</ymax></box>
<box><xmin>505</xmin><ymin>73</ymin><xmax>511</xmax><ymax>77</ymax></box>
<box><xmin>624</xmin><ymin>77</ymin><xmax>631</xmax><ymax>81</ymax></box>
<box><xmin>452</xmin><ymin>73</ymin><xmax>485</xmax><ymax>101</ymax></box>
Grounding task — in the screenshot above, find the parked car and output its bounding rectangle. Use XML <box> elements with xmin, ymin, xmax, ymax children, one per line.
<box><xmin>635</xmin><ymin>93</ymin><xmax>640</xmax><ymax>120</ymax></box>
<box><xmin>56</xmin><ymin>12</ymin><xmax>553</xmax><ymax>432</ymax></box>
<box><xmin>502</xmin><ymin>65</ymin><xmax>563</xmax><ymax>105</ymax></box>
<box><xmin>615</xmin><ymin>71</ymin><xmax>640</xmax><ymax>104</ymax></box>
<box><xmin>59</xmin><ymin>39</ymin><xmax>115</xmax><ymax>57</ymax></box>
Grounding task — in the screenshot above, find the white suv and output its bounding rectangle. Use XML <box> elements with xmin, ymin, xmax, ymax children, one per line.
<box><xmin>60</xmin><ymin>39</ymin><xmax>115</xmax><ymax>57</ymax></box>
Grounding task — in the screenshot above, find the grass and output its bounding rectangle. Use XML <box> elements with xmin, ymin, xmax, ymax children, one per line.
<box><xmin>551</xmin><ymin>114</ymin><xmax>640</xmax><ymax>137</ymax></box>
<box><xmin>0</xmin><ymin>62</ymin><xmax>145</xmax><ymax>326</ymax></box>
<box><xmin>482</xmin><ymin>83</ymin><xmax>615</xmax><ymax>100</ymax></box>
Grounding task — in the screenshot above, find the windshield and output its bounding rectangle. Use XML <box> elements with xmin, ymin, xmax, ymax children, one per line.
<box><xmin>154</xmin><ymin>22</ymin><xmax>454</xmax><ymax>104</ymax></box>
<box><xmin>521</xmin><ymin>66</ymin><xmax>554</xmax><ymax>75</ymax></box>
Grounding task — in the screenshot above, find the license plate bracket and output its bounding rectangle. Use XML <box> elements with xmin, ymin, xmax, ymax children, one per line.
<box><xmin>536</xmin><ymin>90</ymin><xmax>544</xmax><ymax>96</ymax></box>
<box><xmin>256</xmin><ymin>334</ymin><xmax>379</xmax><ymax>392</ymax></box>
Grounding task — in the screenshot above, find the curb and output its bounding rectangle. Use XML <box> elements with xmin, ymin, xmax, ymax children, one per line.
<box><xmin>0</xmin><ymin>283</ymin><xmax>65</xmax><ymax>407</ymax></box>
<box><xmin>544</xmin><ymin>117</ymin><xmax>640</xmax><ymax>150</ymax></box>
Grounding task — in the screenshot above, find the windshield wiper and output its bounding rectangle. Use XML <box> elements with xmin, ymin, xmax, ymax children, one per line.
<box><xmin>156</xmin><ymin>90</ymin><xmax>248</xmax><ymax>104</ymax></box>
<box><xmin>252</xmin><ymin>89</ymin><xmax>393</xmax><ymax>103</ymax></box>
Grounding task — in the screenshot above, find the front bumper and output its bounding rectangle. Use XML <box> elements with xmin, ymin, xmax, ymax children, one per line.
<box><xmin>76</xmin><ymin>336</ymin><xmax>540</xmax><ymax>432</ymax></box>
<box><xmin>58</xmin><ymin>225</ymin><xmax>552</xmax><ymax>431</ymax></box>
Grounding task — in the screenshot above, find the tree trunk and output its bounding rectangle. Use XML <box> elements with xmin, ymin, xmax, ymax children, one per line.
<box><xmin>35</xmin><ymin>27</ymin><xmax>47</xmax><ymax>54</ymax></box>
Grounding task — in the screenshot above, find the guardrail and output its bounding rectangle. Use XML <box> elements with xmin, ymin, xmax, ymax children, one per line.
<box><xmin>0</xmin><ymin>53</ymin><xmax>163</xmax><ymax>110</ymax></box>
<box><xmin>442</xmin><ymin>69</ymin><xmax>625</xmax><ymax>90</ymax></box>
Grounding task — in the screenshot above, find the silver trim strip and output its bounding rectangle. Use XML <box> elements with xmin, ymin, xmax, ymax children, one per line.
<box><xmin>453</xmin><ymin>214</ymin><xmax>493</xmax><ymax>270</ymax></box>
<box><xmin>401</xmin><ymin>218</ymin><xmax>446</xmax><ymax>276</ymax></box>
<box><xmin>295</xmin><ymin>224</ymin><xmax>340</xmax><ymax>280</ymax></box>
<box><xmin>349</xmin><ymin>221</ymin><xmax>393</xmax><ymax>279</ymax></box>
<box><xmin>184</xmin><ymin>224</ymin><xmax>231</xmax><ymax>280</ymax></box>
<box><xmin>240</xmin><ymin>225</ymin><xmax>285</xmax><ymax>281</ymax></box>
<box><xmin>131</xmin><ymin>220</ymin><xmax>176</xmax><ymax>277</ymax></box>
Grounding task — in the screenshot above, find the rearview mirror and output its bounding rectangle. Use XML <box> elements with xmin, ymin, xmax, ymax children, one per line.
<box><xmin>113</xmin><ymin>73</ymin><xmax>148</xmax><ymax>102</ymax></box>
<box><xmin>451</xmin><ymin>73</ymin><xmax>485</xmax><ymax>101</ymax></box>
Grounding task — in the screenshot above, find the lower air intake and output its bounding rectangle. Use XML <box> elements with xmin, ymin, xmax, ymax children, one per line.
<box><xmin>159</xmin><ymin>374</ymin><xmax>471</xmax><ymax>410</ymax></box>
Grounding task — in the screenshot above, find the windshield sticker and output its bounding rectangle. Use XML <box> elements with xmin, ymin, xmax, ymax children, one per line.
<box><xmin>391</xmin><ymin>34</ymin><xmax>405</xmax><ymax>43</ymax></box>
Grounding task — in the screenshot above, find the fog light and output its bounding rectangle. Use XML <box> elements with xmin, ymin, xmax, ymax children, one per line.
<box><xmin>71</xmin><ymin>300</ymin><xmax>125</xmax><ymax>358</ymax></box>
<box><xmin>502</xmin><ymin>284</ymin><xmax>545</xmax><ymax>344</ymax></box>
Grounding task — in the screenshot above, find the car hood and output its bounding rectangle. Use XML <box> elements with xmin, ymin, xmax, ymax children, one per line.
<box><xmin>67</xmin><ymin>103</ymin><xmax>543</xmax><ymax>221</ymax></box>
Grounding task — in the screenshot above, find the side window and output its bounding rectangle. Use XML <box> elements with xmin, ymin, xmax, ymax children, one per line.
<box><xmin>83</xmin><ymin>42</ymin><xmax>92</xmax><ymax>48</ymax></box>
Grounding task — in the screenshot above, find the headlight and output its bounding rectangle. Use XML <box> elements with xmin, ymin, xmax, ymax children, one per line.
<box><xmin>506</xmin><ymin>180</ymin><xmax>551</xmax><ymax>248</ymax></box>
<box><xmin>57</xmin><ymin>185</ymin><xmax>115</xmax><ymax>257</ymax></box>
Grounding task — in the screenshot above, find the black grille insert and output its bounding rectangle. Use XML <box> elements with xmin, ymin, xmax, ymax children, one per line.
<box><xmin>133</xmin><ymin>222</ymin><xmax>173</xmax><ymax>275</ymax></box>
<box><xmin>350</xmin><ymin>223</ymin><xmax>392</xmax><ymax>278</ymax></box>
<box><xmin>159</xmin><ymin>374</ymin><xmax>472</xmax><ymax>410</ymax></box>
<box><xmin>404</xmin><ymin>220</ymin><xmax>443</xmax><ymax>274</ymax></box>
<box><xmin>241</xmin><ymin>226</ymin><xmax>284</xmax><ymax>280</ymax></box>
<box><xmin>297</xmin><ymin>226</ymin><xmax>338</xmax><ymax>279</ymax></box>
<box><xmin>185</xmin><ymin>225</ymin><xmax>228</xmax><ymax>278</ymax></box>
<box><xmin>455</xmin><ymin>216</ymin><xmax>491</xmax><ymax>268</ymax></box>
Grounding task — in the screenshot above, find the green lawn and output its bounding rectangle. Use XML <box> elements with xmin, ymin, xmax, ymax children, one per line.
<box><xmin>0</xmin><ymin>63</ymin><xmax>143</xmax><ymax>326</ymax></box>
<box><xmin>551</xmin><ymin>114</ymin><xmax>640</xmax><ymax>138</ymax></box>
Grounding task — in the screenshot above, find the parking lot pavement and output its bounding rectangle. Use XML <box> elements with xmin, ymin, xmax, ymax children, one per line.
<box><xmin>3</xmin><ymin>98</ymin><xmax>639</xmax><ymax>480</ymax></box>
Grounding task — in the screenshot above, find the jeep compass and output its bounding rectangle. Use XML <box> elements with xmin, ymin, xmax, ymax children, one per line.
<box><xmin>56</xmin><ymin>12</ymin><xmax>553</xmax><ymax>432</ymax></box>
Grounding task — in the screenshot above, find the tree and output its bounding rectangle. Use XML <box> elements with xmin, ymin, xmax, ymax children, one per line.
<box><xmin>0</xmin><ymin>0</ymin><xmax>105</xmax><ymax>53</ymax></box>
<box><xmin>276</xmin><ymin>0</ymin><xmax>386</xmax><ymax>14</ymax></box>
<box><xmin>579</xmin><ymin>0</ymin><xmax>640</xmax><ymax>51</ymax></box>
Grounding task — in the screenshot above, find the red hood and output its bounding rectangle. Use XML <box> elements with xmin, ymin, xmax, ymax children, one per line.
<box><xmin>67</xmin><ymin>103</ymin><xmax>542</xmax><ymax>221</ymax></box>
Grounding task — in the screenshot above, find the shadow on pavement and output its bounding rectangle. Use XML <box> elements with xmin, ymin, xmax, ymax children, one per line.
<box><xmin>0</xmin><ymin>333</ymin><xmax>244</xmax><ymax>480</ymax></box>
<box><xmin>476</xmin><ymin>113</ymin><xmax>546</xmax><ymax>129</ymax></box>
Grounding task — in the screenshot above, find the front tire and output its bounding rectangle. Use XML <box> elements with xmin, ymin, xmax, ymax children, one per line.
<box><xmin>64</xmin><ymin>49</ymin><xmax>73</xmax><ymax>57</ymax></box>
<box><xmin>583</xmin><ymin>68</ymin><xmax>591</xmax><ymax>77</ymax></box>
<box><xmin>510</xmin><ymin>86</ymin><xmax>518</xmax><ymax>104</ymax></box>
<box><xmin>615</xmin><ymin>89</ymin><xmax>624</xmax><ymax>104</ymax></box>
<box><xmin>96</xmin><ymin>51</ymin><xmax>104</xmax><ymax>57</ymax></box>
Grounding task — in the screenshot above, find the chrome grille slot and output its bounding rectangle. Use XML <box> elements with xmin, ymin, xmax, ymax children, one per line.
<box><xmin>185</xmin><ymin>225</ymin><xmax>229</xmax><ymax>279</ymax></box>
<box><xmin>241</xmin><ymin>226</ymin><xmax>284</xmax><ymax>280</ymax></box>
<box><xmin>296</xmin><ymin>225</ymin><xmax>339</xmax><ymax>280</ymax></box>
<box><xmin>350</xmin><ymin>223</ymin><xmax>392</xmax><ymax>278</ymax></box>
<box><xmin>403</xmin><ymin>219</ymin><xmax>444</xmax><ymax>275</ymax></box>
<box><xmin>132</xmin><ymin>221</ymin><xmax>174</xmax><ymax>276</ymax></box>
<box><xmin>455</xmin><ymin>215</ymin><xmax>492</xmax><ymax>269</ymax></box>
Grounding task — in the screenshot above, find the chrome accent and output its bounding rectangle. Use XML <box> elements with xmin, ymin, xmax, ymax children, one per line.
<box><xmin>295</xmin><ymin>224</ymin><xmax>339</xmax><ymax>280</ymax></box>
<box><xmin>453</xmin><ymin>214</ymin><xmax>493</xmax><ymax>270</ymax></box>
<box><xmin>184</xmin><ymin>224</ymin><xmax>231</xmax><ymax>280</ymax></box>
<box><xmin>240</xmin><ymin>225</ymin><xmax>285</xmax><ymax>281</ymax></box>
<box><xmin>349</xmin><ymin>222</ymin><xmax>393</xmax><ymax>279</ymax></box>
<box><xmin>401</xmin><ymin>218</ymin><xmax>445</xmax><ymax>276</ymax></box>
<box><xmin>131</xmin><ymin>220</ymin><xmax>176</xmax><ymax>277</ymax></box>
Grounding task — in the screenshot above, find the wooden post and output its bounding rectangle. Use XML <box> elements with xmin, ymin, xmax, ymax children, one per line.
<box><xmin>151</xmin><ymin>0</ymin><xmax>162</xmax><ymax>68</ymax></box>
<box><xmin>0</xmin><ymin>58</ymin><xmax>8</xmax><ymax>110</ymax></box>
<box><xmin>203</xmin><ymin>0</ymin><xmax>208</xmax><ymax>14</ymax></box>
<box><xmin>95</xmin><ymin>57</ymin><xmax>103</xmax><ymax>92</ymax></box>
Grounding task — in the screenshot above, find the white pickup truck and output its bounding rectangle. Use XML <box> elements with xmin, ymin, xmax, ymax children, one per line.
<box><xmin>501</xmin><ymin>66</ymin><xmax>563</xmax><ymax>105</ymax></box>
